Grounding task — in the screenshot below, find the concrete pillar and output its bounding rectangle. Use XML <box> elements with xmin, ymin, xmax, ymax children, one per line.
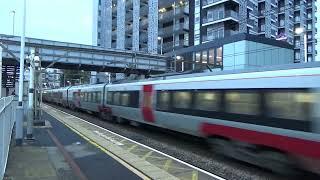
<box><xmin>104</xmin><ymin>0</ymin><xmax>113</xmax><ymax>48</ymax></box>
<box><xmin>147</xmin><ymin>0</ymin><xmax>158</xmax><ymax>54</ymax></box>
<box><xmin>132</xmin><ymin>0</ymin><xmax>140</xmax><ymax>51</ymax></box>
<box><xmin>116</xmin><ymin>0</ymin><xmax>125</xmax><ymax>49</ymax></box>
<box><xmin>92</xmin><ymin>0</ymin><xmax>99</xmax><ymax>46</ymax></box>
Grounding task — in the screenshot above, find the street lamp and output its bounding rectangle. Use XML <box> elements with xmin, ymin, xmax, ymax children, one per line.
<box><xmin>157</xmin><ymin>36</ymin><xmax>163</xmax><ymax>55</ymax></box>
<box><xmin>10</xmin><ymin>10</ymin><xmax>16</xmax><ymax>36</ymax></box>
<box><xmin>295</xmin><ymin>27</ymin><xmax>307</xmax><ymax>63</ymax></box>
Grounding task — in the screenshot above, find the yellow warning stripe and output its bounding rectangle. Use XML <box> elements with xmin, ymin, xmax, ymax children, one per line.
<box><xmin>163</xmin><ymin>159</ymin><xmax>172</xmax><ymax>171</ymax></box>
<box><xmin>142</xmin><ymin>151</ymin><xmax>153</xmax><ymax>160</ymax></box>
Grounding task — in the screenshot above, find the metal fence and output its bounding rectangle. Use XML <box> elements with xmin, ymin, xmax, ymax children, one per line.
<box><xmin>0</xmin><ymin>96</ymin><xmax>16</xmax><ymax>180</ymax></box>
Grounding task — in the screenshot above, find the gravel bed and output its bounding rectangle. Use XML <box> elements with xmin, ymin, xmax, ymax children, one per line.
<box><xmin>47</xmin><ymin>104</ymin><xmax>314</xmax><ymax>180</ymax></box>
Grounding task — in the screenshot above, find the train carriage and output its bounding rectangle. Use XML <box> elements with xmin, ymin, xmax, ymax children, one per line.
<box><xmin>43</xmin><ymin>66</ymin><xmax>320</xmax><ymax>174</ymax></box>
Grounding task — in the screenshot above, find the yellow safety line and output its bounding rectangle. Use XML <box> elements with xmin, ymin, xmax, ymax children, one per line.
<box><xmin>192</xmin><ymin>170</ymin><xmax>198</xmax><ymax>180</ymax></box>
<box><xmin>163</xmin><ymin>159</ymin><xmax>172</xmax><ymax>171</ymax></box>
<box><xmin>142</xmin><ymin>151</ymin><xmax>153</xmax><ymax>160</ymax></box>
<box><xmin>44</xmin><ymin>109</ymin><xmax>151</xmax><ymax>180</ymax></box>
<box><xmin>127</xmin><ymin>144</ymin><xmax>138</xmax><ymax>152</ymax></box>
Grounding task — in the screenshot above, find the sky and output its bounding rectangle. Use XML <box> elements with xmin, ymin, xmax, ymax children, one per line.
<box><xmin>0</xmin><ymin>0</ymin><xmax>93</xmax><ymax>45</ymax></box>
<box><xmin>0</xmin><ymin>0</ymin><xmax>319</xmax><ymax>58</ymax></box>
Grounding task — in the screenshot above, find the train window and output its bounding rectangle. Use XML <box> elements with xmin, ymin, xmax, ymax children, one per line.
<box><xmin>86</xmin><ymin>93</ymin><xmax>90</xmax><ymax>102</ymax></box>
<box><xmin>97</xmin><ymin>92</ymin><xmax>101</xmax><ymax>103</ymax></box>
<box><xmin>157</xmin><ymin>91</ymin><xmax>170</xmax><ymax>110</ymax></box>
<box><xmin>80</xmin><ymin>92</ymin><xmax>84</xmax><ymax>101</ymax></box>
<box><xmin>265</xmin><ymin>91</ymin><xmax>315</xmax><ymax>121</ymax></box>
<box><xmin>194</xmin><ymin>91</ymin><xmax>221</xmax><ymax>111</ymax></box>
<box><xmin>113</xmin><ymin>92</ymin><xmax>120</xmax><ymax>105</ymax></box>
<box><xmin>107</xmin><ymin>92</ymin><xmax>113</xmax><ymax>104</ymax></box>
<box><xmin>129</xmin><ymin>91</ymin><xmax>139</xmax><ymax>108</ymax></box>
<box><xmin>225</xmin><ymin>91</ymin><xmax>260</xmax><ymax>115</ymax></box>
<box><xmin>173</xmin><ymin>91</ymin><xmax>192</xmax><ymax>109</ymax></box>
<box><xmin>91</xmin><ymin>92</ymin><xmax>97</xmax><ymax>103</ymax></box>
<box><xmin>120</xmin><ymin>93</ymin><xmax>130</xmax><ymax>106</ymax></box>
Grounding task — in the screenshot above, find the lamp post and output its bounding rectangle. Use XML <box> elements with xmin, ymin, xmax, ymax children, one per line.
<box><xmin>295</xmin><ymin>27</ymin><xmax>307</xmax><ymax>63</ymax></box>
<box><xmin>27</xmin><ymin>49</ymin><xmax>35</xmax><ymax>139</ymax></box>
<box><xmin>16</xmin><ymin>0</ymin><xmax>26</xmax><ymax>146</ymax></box>
<box><xmin>0</xmin><ymin>46</ymin><xmax>2</xmax><ymax>98</ymax></box>
<box><xmin>10</xmin><ymin>10</ymin><xmax>16</xmax><ymax>36</ymax></box>
<box><xmin>157</xmin><ymin>37</ymin><xmax>163</xmax><ymax>55</ymax></box>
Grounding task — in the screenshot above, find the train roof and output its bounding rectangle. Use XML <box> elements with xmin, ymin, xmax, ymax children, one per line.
<box><xmin>44</xmin><ymin>62</ymin><xmax>320</xmax><ymax>91</ymax></box>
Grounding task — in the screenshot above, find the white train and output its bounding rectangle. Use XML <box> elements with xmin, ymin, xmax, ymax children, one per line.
<box><xmin>43</xmin><ymin>67</ymin><xmax>320</xmax><ymax>175</ymax></box>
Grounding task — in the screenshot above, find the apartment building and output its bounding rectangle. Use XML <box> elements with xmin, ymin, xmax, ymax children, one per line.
<box><xmin>158</xmin><ymin>0</ymin><xmax>191</xmax><ymax>54</ymax></box>
<box><xmin>94</xmin><ymin>0</ymin><xmax>317</xmax><ymax>65</ymax></box>
<box><xmin>195</xmin><ymin>0</ymin><xmax>317</xmax><ymax>62</ymax></box>
<box><xmin>94</xmin><ymin>0</ymin><xmax>158</xmax><ymax>53</ymax></box>
<box><xmin>94</xmin><ymin>0</ymin><xmax>192</xmax><ymax>54</ymax></box>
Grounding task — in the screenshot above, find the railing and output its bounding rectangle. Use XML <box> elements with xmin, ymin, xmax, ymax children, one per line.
<box><xmin>0</xmin><ymin>96</ymin><xmax>15</xmax><ymax>180</ymax></box>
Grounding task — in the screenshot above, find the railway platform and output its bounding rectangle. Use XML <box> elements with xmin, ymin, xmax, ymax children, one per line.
<box><xmin>4</xmin><ymin>104</ymin><xmax>223</xmax><ymax>180</ymax></box>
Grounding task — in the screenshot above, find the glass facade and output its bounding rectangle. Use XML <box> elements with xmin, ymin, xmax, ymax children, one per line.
<box><xmin>192</xmin><ymin>47</ymin><xmax>223</xmax><ymax>70</ymax></box>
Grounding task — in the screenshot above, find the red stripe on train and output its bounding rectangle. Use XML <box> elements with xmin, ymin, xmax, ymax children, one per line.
<box><xmin>142</xmin><ymin>85</ymin><xmax>155</xmax><ymax>122</ymax></box>
<box><xmin>200</xmin><ymin>123</ymin><xmax>320</xmax><ymax>159</ymax></box>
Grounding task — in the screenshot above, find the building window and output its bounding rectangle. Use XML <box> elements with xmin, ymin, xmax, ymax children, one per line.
<box><xmin>195</xmin><ymin>52</ymin><xmax>201</xmax><ymax>62</ymax></box>
<box><xmin>295</xmin><ymin>51</ymin><xmax>300</xmax><ymax>60</ymax></box>
<box><xmin>202</xmin><ymin>50</ymin><xmax>207</xmax><ymax>64</ymax></box>
<box><xmin>209</xmin><ymin>49</ymin><xmax>214</xmax><ymax>64</ymax></box>
<box><xmin>216</xmin><ymin>47</ymin><xmax>222</xmax><ymax>66</ymax></box>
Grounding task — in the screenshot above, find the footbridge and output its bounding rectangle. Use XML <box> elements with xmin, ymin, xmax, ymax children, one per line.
<box><xmin>0</xmin><ymin>34</ymin><xmax>167</xmax><ymax>74</ymax></box>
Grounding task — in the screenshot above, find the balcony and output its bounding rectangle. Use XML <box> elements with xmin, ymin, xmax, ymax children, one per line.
<box><xmin>161</xmin><ymin>40</ymin><xmax>189</xmax><ymax>53</ymax></box>
<box><xmin>202</xmin><ymin>10</ymin><xmax>239</xmax><ymax>26</ymax></box>
<box><xmin>224</xmin><ymin>29</ymin><xmax>238</xmax><ymax>37</ymax></box>
<box><xmin>247</xmin><ymin>18</ymin><xmax>255</xmax><ymax>27</ymax></box>
<box><xmin>202</xmin><ymin>0</ymin><xmax>239</xmax><ymax>9</ymax></box>
<box><xmin>159</xmin><ymin>6</ymin><xmax>189</xmax><ymax>23</ymax></box>
<box><xmin>158</xmin><ymin>23</ymin><xmax>189</xmax><ymax>37</ymax></box>
<box><xmin>139</xmin><ymin>19</ymin><xmax>148</xmax><ymax>29</ymax></box>
<box><xmin>202</xmin><ymin>29</ymin><xmax>238</xmax><ymax>42</ymax></box>
<box><xmin>270</xmin><ymin>0</ymin><xmax>277</xmax><ymax>7</ymax></box>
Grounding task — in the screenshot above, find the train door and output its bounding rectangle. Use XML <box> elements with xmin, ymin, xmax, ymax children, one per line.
<box><xmin>141</xmin><ymin>85</ymin><xmax>155</xmax><ymax>122</ymax></box>
<box><xmin>75</xmin><ymin>89</ymin><xmax>81</xmax><ymax>108</ymax></box>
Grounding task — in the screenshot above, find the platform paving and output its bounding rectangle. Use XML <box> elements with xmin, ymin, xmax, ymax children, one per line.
<box><xmin>42</xmin><ymin>104</ymin><xmax>223</xmax><ymax>180</ymax></box>
<box><xmin>4</xmin><ymin>111</ymin><xmax>142</xmax><ymax>180</ymax></box>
